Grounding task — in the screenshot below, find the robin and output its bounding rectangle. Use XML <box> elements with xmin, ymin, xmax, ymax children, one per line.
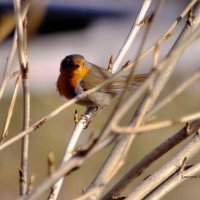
<box><xmin>57</xmin><ymin>54</ymin><xmax>147</xmax><ymax>108</ymax></box>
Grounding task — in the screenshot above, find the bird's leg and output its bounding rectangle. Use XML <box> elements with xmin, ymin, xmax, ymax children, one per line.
<box><xmin>74</xmin><ymin>107</ymin><xmax>104</xmax><ymax>129</ymax></box>
<box><xmin>82</xmin><ymin>107</ymin><xmax>104</xmax><ymax>129</ymax></box>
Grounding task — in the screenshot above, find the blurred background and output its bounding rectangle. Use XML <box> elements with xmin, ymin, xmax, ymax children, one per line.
<box><xmin>0</xmin><ymin>0</ymin><xmax>200</xmax><ymax>199</ymax></box>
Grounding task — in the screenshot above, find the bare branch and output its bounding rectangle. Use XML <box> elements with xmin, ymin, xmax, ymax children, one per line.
<box><xmin>0</xmin><ymin>33</ymin><xmax>17</xmax><ymax>101</ymax></box>
<box><xmin>92</xmin><ymin>120</ymin><xmax>200</xmax><ymax>200</ymax></box>
<box><xmin>127</xmin><ymin>133</ymin><xmax>200</xmax><ymax>199</ymax></box>
<box><xmin>113</xmin><ymin>111</ymin><xmax>200</xmax><ymax>134</ymax></box>
<box><xmin>48</xmin><ymin>108</ymin><xmax>97</xmax><ymax>200</ymax></box>
<box><xmin>13</xmin><ymin>0</ymin><xmax>30</xmax><ymax>195</ymax></box>
<box><xmin>1</xmin><ymin>74</ymin><xmax>21</xmax><ymax>143</ymax></box>
<box><xmin>145</xmin><ymin>162</ymin><xmax>200</xmax><ymax>200</ymax></box>
<box><xmin>111</xmin><ymin>0</ymin><xmax>153</xmax><ymax>72</ymax></box>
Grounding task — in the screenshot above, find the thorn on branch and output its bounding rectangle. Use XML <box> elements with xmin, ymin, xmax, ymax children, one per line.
<box><xmin>187</xmin><ymin>8</ymin><xmax>194</xmax><ymax>27</ymax></box>
<box><xmin>178</xmin><ymin>157</ymin><xmax>187</xmax><ymax>175</ymax></box>
<box><xmin>197</xmin><ymin>128</ymin><xmax>200</xmax><ymax>136</ymax></box>
<box><xmin>184</xmin><ymin>165</ymin><xmax>194</xmax><ymax>170</ymax></box>
<box><xmin>107</xmin><ymin>55</ymin><xmax>113</xmax><ymax>72</ymax></box>
<box><xmin>163</xmin><ymin>32</ymin><xmax>174</xmax><ymax>40</ymax></box>
<box><xmin>139</xmin><ymin>13</ymin><xmax>154</xmax><ymax>27</ymax></box>
<box><xmin>48</xmin><ymin>152</ymin><xmax>56</xmax><ymax>175</ymax></box>
<box><xmin>176</xmin><ymin>16</ymin><xmax>183</xmax><ymax>24</ymax></box>
<box><xmin>0</xmin><ymin>130</ymin><xmax>8</xmax><ymax>144</ymax></box>
<box><xmin>65</xmin><ymin>166</ymin><xmax>80</xmax><ymax>176</ymax></box>
<box><xmin>143</xmin><ymin>174</ymin><xmax>151</xmax><ymax>181</ymax></box>
<box><xmin>122</xmin><ymin>60</ymin><xmax>130</xmax><ymax>70</ymax></box>
<box><xmin>185</xmin><ymin>122</ymin><xmax>192</xmax><ymax>134</ymax></box>
<box><xmin>19</xmin><ymin>168</ymin><xmax>25</xmax><ymax>184</ymax></box>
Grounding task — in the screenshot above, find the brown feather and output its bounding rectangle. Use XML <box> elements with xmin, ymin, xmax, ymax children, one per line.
<box><xmin>80</xmin><ymin>65</ymin><xmax>148</xmax><ymax>94</ymax></box>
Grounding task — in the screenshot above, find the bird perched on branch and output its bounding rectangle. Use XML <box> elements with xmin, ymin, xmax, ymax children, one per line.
<box><xmin>57</xmin><ymin>54</ymin><xmax>147</xmax><ymax>108</ymax></box>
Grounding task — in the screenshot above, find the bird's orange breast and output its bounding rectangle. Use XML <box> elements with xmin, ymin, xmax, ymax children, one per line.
<box><xmin>57</xmin><ymin>64</ymin><xmax>90</xmax><ymax>99</ymax></box>
<box><xmin>70</xmin><ymin>65</ymin><xmax>90</xmax><ymax>87</ymax></box>
<box><xmin>57</xmin><ymin>72</ymin><xmax>74</xmax><ymax>99</ymax></box>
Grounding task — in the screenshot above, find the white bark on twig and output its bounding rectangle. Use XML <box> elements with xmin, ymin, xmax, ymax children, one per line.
<box><xmin>48</xmin><ymin>108</ymin><xmax>97</xmax><ymax>200</ymax></box>
<box><xmin>111</xmin><ymin>0</ymin><xmax>153</xmax><ymax>73</ymax></box>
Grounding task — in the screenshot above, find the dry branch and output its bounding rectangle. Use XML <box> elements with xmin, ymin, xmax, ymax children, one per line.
<box><xmin>102</xmin><ymin>120</ymin><xmax>200</xmax><ymax>199</ymax></box>
<box><xmin>127</xmin><ymin>132</ymin><xmax>200</xmax><ymax>199</ymax></box>
<box><xmin>145</xmin><ymin>162</ymin><xmax>200</xmax><ymax>200</ymax></box>
<box><xmin>13</xmin><ymin>0</ymin><xmax>30</xmax><ymax>195</ymax></box>
<box><xmin>1</xmin><ymin>74</ymin><xmax>21</xmax><ymax>143</ymax></box>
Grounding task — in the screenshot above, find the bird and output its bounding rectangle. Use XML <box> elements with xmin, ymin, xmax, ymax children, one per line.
<box><xmin>57</xmin><ymin>54</ymin><xmax>147</xmax><ymax>108</ymax></box>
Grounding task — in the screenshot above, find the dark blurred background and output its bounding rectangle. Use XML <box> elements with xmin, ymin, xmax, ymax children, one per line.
<box><xmin>0</xmin><ymin>0</ymin><xmax>200</xmax><ymax>199</ymax></box>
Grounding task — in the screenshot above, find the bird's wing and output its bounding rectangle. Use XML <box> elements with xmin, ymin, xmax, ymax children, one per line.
<box><xmin>80</xmin><ymin>66</ymin><xmax>148</xmax><ymax>94</ymax></box>
<box><xmin>80</xmin><ymin>67</ymin><xmax>126</xmax><ymax>94</ymax></box>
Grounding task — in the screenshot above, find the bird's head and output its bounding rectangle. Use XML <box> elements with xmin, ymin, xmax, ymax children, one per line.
<box><xmin>60</xmin><ymin>54</ymin><xmax>91</xmax><ymax>79</ymax></box>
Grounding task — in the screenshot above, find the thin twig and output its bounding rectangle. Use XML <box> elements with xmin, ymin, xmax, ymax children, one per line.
<box><xmin>113</xmin><ymin>111</ymin><xmax>200</xmax><ymax>134</ymax></box>
<box><xmin>147</xmin><ymin>69</ymin><xmax>200</xmax><ymax>117</ymax></box>
<box><xmin>0</xmin><ymin>1</ymin><xmax>31</xmax><ymax>101</ymax></box>
<box><xmin>1</xmin><ymin>74</ymin><xmax>21</xmax><ymax>143</ymax></box>
<box><xmin>14</xmin><ymin>0</ymin><xmax>30</xmax><ymax>195</ymax></box>
<box><xmin>0</xmin><ymin>32</ymin><xmax>17</xmax><ymax>101</ymax></box>
<box><xmin>111</xmin><ymin>0</ymin><xmax>153</xmax><ymax>72</ymax></box>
